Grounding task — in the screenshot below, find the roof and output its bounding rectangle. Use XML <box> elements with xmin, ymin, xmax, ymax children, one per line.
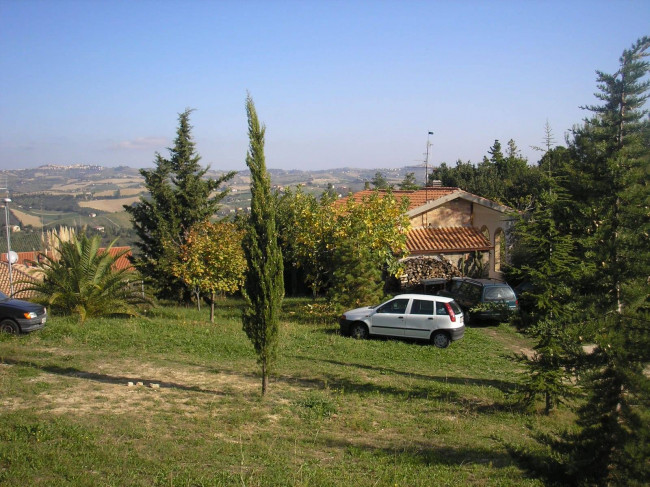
<box><xmin>406</xmin><ymin>190</ymin><xmax>512</xmax><ymax>218</ymax></box>
<box><xmin>2</xmin><ymin>247</ymin><xmax>134</xmax><ymax>272</ymax></box>
<box><xmin>1</xmin><ymin>250</ymin><xmax>54</xmax><ymax>266</ymax></box>
<box><xmin>406</xmin><ymin>226</ymin><xmax>492</xmax><ymax>254</ymax></box>
<box><xmin>102</xmin><ymin>247</ymin><xmax>134</xmax><ymax>271</ymax></box>
<box><xmin>334</xmin><ymin>188</ymin><xmax>460</xmax><ymax>211</ymax></box>
<box><xmin>0</xmin><ymin>262</ymin><xmax>40</xmax><ymax>299</ymax></box>
<box><xmin>335</xmin><ymin>188</ymin><xmax>512</xmax><ymax>215</ymax></box>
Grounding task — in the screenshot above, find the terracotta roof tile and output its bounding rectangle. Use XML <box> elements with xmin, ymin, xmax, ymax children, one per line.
<box><xmin>0</xmin><ymin>262</ymin><xmax>40</xmax><ymax>299</ymax></box>
<box><xmin>407</xmin><ymin>226</ymin><xmax>492</xmax><ymax>254</ymax></box>
<box><xmin>3</xmin><ymin>247</ymin><xmax>134</xmax><ymax>271</ymax></box>
<box><xmin>334</xmin><ymin>188</ymin><xmax>460</xmax><ymax>211</ymax></box>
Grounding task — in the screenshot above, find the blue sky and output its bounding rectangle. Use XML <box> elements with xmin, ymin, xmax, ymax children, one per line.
<box><xmin>1</xmin><ymin>0</ymin><xmax>648</xmax><ymax>172</ymax></box>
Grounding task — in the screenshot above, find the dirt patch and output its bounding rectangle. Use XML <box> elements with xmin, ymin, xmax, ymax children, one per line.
<box><xmin>0</xmin><ymin>356</ymin><xmax>260</xmax><ymax>417</ymax></box>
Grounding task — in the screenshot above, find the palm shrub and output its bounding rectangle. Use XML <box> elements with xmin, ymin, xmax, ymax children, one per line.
<box><xmin>23</xmin><ymin>233</ymin><xmax>151</xmax><ymax>323</ymax></box>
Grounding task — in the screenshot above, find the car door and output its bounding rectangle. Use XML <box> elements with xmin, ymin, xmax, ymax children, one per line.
<box><xmin>404</xmin><ymin>298</ymin><xmax>438</xmax><ymax>339</ymax></box>
<box><xmin>370</xmin><ymin>298</ymin><xmax>409</xmax><ymax>337</ymax></box>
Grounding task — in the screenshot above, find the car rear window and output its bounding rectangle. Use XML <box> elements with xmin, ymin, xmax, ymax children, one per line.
<box><xmin>410</xmin><ymin>299</ymin><xmax>434</xmax><ymax>315</ymax></box>
<box><xmin>483</xmin><ymin>286</ymin><xmax>516</xmax><ymax>301</ymax></box>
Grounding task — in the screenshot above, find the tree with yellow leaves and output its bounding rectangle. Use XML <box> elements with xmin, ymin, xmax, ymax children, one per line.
<box><xmin>172</xmin><ymin>220</ymin><xmax>246</xmax><ymax>323</ymax></box>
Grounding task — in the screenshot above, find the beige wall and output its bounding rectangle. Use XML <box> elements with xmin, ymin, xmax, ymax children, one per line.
<box><xmin>410</xmin><ymin>199</ymin><xmax>514</xmax><ymax>279</ymax></box>
<box><xmin>472</xmin><ymin>204</ymin><xmax>513</xmax><ymax>278</ymax></box>
<box><xmin>409</xmin><ymin>200</ymin><xmax>472</xmax><ymax>228</ymax></box>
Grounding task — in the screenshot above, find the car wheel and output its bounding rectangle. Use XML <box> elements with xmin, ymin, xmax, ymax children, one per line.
<box><xmin>0</xmin><ymin>319</ymin><xmax>20</xmax><ymax>334</ymax></box>
<box><xmin>350</xmin><ymin>323</ymin><xmax>369</xmax><ymax>340</ymax></box>
<box><xmin>431</xmin><ymin>331</ymin><xmax>450</xmax><ymax>348</ymax></box>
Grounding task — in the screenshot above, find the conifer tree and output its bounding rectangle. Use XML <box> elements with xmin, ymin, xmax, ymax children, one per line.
<box><xmin>241</xmin><ymin>95</ymin><xmax>284</xmax><ymax>395</ymax></box>
<box><xmin>125</xmin><ymin>109</ymin><xmax>235</xmax><ymax>299</ymax></box>
<box><xmin>557</xmin><ymin>36</ymin><xmax>650</xmax><ymax>485</ymax></box>
<box><xmin>511</xmin><ymin>184</ymin><xmax>579</xmax><ymax>414</ymax></box>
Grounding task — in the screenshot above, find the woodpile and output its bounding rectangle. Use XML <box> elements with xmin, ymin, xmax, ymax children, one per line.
<box><xmin>399</xmin><ymin>256</ymin><xmax>461</xmax><ymax>290</ymax></box>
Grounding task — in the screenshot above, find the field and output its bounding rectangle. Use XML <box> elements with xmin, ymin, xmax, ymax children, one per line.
<box><xmin>0</xmin><ymin>299</ymin><xmax>569</xmax><ymax>486</ymax></box>
<box><xmin>78</xmin><ymin>196</ymin><xmax>141</xmax><ymax>213</ymax></box>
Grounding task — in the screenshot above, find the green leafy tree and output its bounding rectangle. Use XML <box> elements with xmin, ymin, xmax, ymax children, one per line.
<box><xmin>23</xmin><ymin>233</ymin><xmax>150</xmax><ymax>323</ymax></box>
<box><xmin>430</xmin><ymin>140</ymin><xmax>543</xmax><ymax>209</ymax></box>
<box><xmin>241</xmin><ymin>95</ymin><xmax>284</xmax><ymax>395</ymax></box>
<box><xmin>171</xmin><ymin>220</ymin><xmax>246</xmax><ymax>323</ymax></box>
<box><xmin>276</xmin><ymin>186</ymin><xmax>335</xmax><ymax>297</ymax></box>
<box><xmin>328</xmin><ymin>191</ymin><xmax>410</xmax><ymax>309</ymax></box>
<box><xmin>125</xmin><ymin>109</ymin><xmax>235</xmax><ymax>300</ymax></box>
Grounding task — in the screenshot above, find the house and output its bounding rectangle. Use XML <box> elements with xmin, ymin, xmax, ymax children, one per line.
<box><xmin>337</xmin><ymin>188</ymin><xmax>513</xmax><ymax>279</ymax></box>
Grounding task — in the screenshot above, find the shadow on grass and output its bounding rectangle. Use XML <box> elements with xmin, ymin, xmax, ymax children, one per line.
<box><xmin>0</xmin><ymin>358</ymin><xmax>225</xmax><ymax>396</ymax></box>
<box><xmin>323</xmin><ymin>436</ymin><xmax>518</xmax><ymax>469</ymax></box>
<box><xmin>292</xmin><ymin>355</ymin><xmax>518</xmax><ymax>393</ymax></box>
<box><xmin>275</xmin><ymin>372</ymin><xmax>461</xmax><ymax>402</ymax></box>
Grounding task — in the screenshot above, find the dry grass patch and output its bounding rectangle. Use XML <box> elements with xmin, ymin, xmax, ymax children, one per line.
<box><xmin>78</xmin><ymin>196</ymin><xmax>140</xmax><ymax>212</ymax></box>
<box><xmin>9</xmin><ymin>208</ymin><xmax>43</xmax><ymax>228</ymax></box>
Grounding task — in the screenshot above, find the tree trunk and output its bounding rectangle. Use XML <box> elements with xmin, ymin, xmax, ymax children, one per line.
<box><xmin>210</xmin><ymin>292</ymin><xmax>215</xmax><ymax>323</ymax></box>
<box><xmin>261</xmin><ymin>359</ymin><xmax>268</xmax><ymax>395</ymax></box>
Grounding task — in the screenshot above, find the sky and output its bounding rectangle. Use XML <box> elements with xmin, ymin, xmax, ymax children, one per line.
<box><xmin>1</xmin><ymin>1</ymin><xmax>648</xmax><ymax>173</ymax></box>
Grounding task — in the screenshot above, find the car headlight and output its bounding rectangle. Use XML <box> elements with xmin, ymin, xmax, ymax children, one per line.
<box><xmin>23</xmin><ymin>312</ymin><xmax>37</xmax><ymax>319</ymax></box>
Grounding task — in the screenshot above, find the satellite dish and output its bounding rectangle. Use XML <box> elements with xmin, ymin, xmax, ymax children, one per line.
<box><xmin>8</xmin><ymin>251</ymin><xmax>18</xmax><ymax>264</ymax></box>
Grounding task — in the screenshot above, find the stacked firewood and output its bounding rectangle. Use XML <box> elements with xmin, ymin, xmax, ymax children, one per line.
<box><xmin>398</xmin><ymin>256</ymin><xmax>461</xmax><ymax>290</ymax></box>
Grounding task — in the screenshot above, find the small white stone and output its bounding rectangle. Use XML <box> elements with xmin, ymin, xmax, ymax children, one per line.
<box><xmin>150</xmin><ymin>383</ymin><xmax>160</xmax><ymax>389</ymax></box>
<box><xmin>127</xmin><ymin>382</ymin><xmax>134</xmax><ymax>387</ymax></box>
<box><xmin>137</xmin><ymin>381</ymin><xmax>144</xmax><ymax>386</ymax></box>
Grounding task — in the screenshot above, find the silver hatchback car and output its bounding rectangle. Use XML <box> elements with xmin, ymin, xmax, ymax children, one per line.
<box><xmin>339</xmin><ymin>294</ymin><xmax>465</xmax><ymax>348</ymax></box>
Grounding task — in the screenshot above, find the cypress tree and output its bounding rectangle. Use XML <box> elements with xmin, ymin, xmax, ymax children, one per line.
<box><xmin>241</xmin><ymin>95</ymin><xmax>284</xmax><ymax>395</ymax></box>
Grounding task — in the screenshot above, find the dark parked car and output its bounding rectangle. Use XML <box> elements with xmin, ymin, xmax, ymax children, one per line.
<box><xmin>0</xmin><ymin>291</ymin><xmax>47</xmax><ymax>334</ymax></box>
<box><xmin>437</xmin><ymin>278</ymin><xmax>518</xmax><ymax>324</ymax></box>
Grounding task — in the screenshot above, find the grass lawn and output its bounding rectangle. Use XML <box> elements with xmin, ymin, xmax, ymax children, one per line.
<box><xmin>0</xmin><ymin>298</ymin><xmax>570</xmax><ymax>486</ymax></box>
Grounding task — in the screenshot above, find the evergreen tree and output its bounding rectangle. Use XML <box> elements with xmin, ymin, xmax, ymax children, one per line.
<box><xmin>511</xmin><ymin>184</ymin><xmax>579</xmax><ymax>414</ymax></box>
<box><xmin>557</xmin><ymin>36</ymin><xmax>650</xmax><ymax>485</ymax></box>
<box><xmin>398</xmin><ymin>172</ymin><xmax>420</xmax><ymax>190</ymax></box>
<box><xmin>125</xmin><ymin>109</ymin><xmax>235</xmax><ymax>300</ymax></box>
<box><xmin>328</xmin><ymin>234</ymin><xmax>384</xmax><ymax>310</ymax></box>
<box><xmin>371</xmin><ymin>171</ymin><xmax>391</xmax><ymax>189</ymax></box>
<box><xmin>241</xmin><ymin>95</ymin><xmax>284</xmax><ymax>395</ymax></box>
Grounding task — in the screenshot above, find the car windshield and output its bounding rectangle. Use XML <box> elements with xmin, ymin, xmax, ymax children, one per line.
<box><xmin>0</xmin><ymin>291</ymin><xmax>9</xmax><ymax>301</ymax></box>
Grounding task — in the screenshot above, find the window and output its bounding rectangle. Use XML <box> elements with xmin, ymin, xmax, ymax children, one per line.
<box><xmin>484</xmin><ymin>286</ymin><xmax>515</xmax><ymax>302</ymax></box>
<box><xmin>410</xmin><ymin>299</ymin><xmax>434</xmax><ymax>315</ymax></box>
<box><xmin>436</xmin><ymin>302</ymin><xmax>449</xmax><ymax>315</ymax></box>
<box><xmin>377</xmin><ymin>299</ymin><xmax>409</xmax><ymax>314</ymax></box>
<box><xmin>459</xmin><ymin>282</ymin><xmax>481</xmax><ymax>301</ymax></box>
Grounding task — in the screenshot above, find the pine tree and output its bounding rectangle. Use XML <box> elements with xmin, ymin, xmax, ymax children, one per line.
<box><xmin>398</xmin><ymin>172</ymin><xmax>420</xmax><ymax>190</ymax></box>
<box><xmin>328</xmin><ymin>232</ymin><xmax>384</xmax><ymax>311</ymax></box>
<box><xmin>241</xmin><ymin>95</ymin><xmax>284</xmax><ymax>395</ymax></box>
<box><xmin>125</xmin><ymin>109</ymin><xmax>235</xmax><ymax>299</ymax></box>
<box><xmin>558</xmin><ymin>36</ymin><xmax>650</xmax><ymax>485</ymax></box>
<box><xmin>511</xmin><ymin>184</ymin><xmax>579</xmax><ymax>413</ymax></box>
